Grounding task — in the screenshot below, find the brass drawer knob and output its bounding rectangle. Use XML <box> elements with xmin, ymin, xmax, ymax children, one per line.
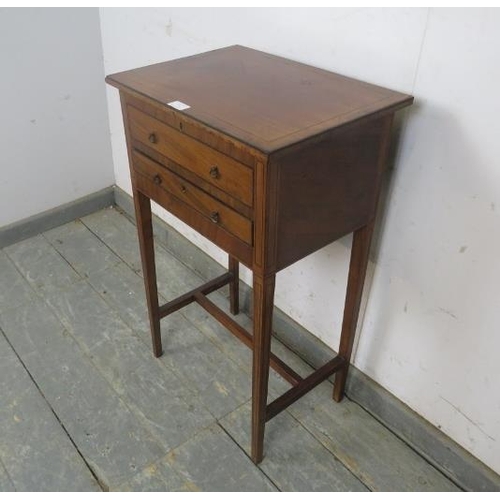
<box><xmin>210</xmin><ymin>211</ymin><xmax>220</xmax><ymax>224</ymax></box>
<box><xmin>148</xmin><ymin>133</ymin><xmax>157</xmax><ymax>144</ymax></box>
<box><xmin>181</xmin><ymin>185</ymin><xmax>187</xmax><ymax>193</ymax></box>
<box><xmin>209</xmin><ymin>166</ymin><xmax>220</xmax><ymax>179</ymax></box>
<box><xmin>153</xmin><ymin>174</ymin><xmax>162</xmax><ymax>185</ymax></box>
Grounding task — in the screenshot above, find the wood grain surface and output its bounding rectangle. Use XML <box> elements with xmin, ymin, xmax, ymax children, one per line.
<box><xmin>106</xmin><ymin>45</ymin><xmax>413</xmax><ymax>153</ymax></box>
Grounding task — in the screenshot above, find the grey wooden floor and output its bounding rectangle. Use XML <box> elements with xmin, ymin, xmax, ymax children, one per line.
<box><xmin>0</xmin><ymin>207</ymin><xmax>462</xmax><ymax>492</ymax></box>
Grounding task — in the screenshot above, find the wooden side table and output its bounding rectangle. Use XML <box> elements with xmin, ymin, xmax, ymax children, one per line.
<box><xmin>106</xmin><ymin>45</ymin><xmax>413</xmax><ymax>464</ymax></box>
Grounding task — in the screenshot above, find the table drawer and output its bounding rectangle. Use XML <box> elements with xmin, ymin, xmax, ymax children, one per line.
<box><xmin>128</xmin><ymin>105</ymin><xmax>253</xmax><ymax>207</ymax></box>
<box><xmin>133</xmin><ymin>150</ymin><xmax>253</xmax><ymax>246</ymax></box>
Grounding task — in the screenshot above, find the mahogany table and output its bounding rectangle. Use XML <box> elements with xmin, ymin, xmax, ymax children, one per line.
<box><xmin>106</xmin><ymin>45</ymin><xmax>413</xmax><ymax>464</ymax></box>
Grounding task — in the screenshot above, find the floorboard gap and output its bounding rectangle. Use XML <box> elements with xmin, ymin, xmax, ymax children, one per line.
<box><xmin>216</xmin><ymin>423</ymin><xmax>282</xmax><ymax>492</ymax></box>
<box><xmin>0</xmin><ymin>329</ymin><xmax>107</xmax><ymax>492</ymax></box>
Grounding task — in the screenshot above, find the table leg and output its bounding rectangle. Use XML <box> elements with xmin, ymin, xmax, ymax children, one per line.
<box><xmin>333</xmin><ymin>220</ymin><xmax>375</xmax><ymax>402</ymax></box>
<box><xmin>133</xmin><ymin>188</ymin><xmax>163</xmax><ymax>358</ymax></box>
<box><xmin>251</xmin><ymin>273</ymin><xmax>276</xmax><ymax>464</ymax></box>
<box><xmin>228</xmin><ymin>255</ymin><xmax>239</xmax><ymax>315</ymax></box>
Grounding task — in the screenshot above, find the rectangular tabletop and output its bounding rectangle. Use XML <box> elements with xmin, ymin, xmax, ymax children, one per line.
<box><xmin>106</xmin><ymin>45</ymin><xmax>413</xmax><ymax>153</ymax></box>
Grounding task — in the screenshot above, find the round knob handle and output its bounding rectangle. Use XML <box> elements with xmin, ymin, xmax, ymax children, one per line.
<box><xmin>180</xmin><ymin>185</ymin><xmax>187</xmax><ymax>193</ymax></box>
<box><xmin>153</xmin><ymin>174</ymin><xmax>162</xmax><ymax>185</ymax></box>
<box><xmin>148</xmin><ymin>133</ymin><xmax>157</xmax><ymax>144</ymax></box>
<box><xmin>210</xmin><ymin>211</ymin><xmax>220</xmax><ymax>224</ymax></box>
<box><xmin>209</xmin><ymin>166</ymin><xmax>220</xmax><ymax>179</ymax></box>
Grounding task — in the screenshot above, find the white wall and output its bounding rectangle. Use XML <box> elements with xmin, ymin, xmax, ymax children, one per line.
<box><xmin>0</xmin><ymin>8</ymin><xmax>114</xmax><ymax>227</ymax></box>
<box><xmin>100</xmin><ymin>8</ymin><xmax>500</xmax><ymax>474</ymax></box>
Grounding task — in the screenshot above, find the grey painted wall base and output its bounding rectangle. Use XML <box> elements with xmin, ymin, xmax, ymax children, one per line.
<box><xmin>0</xmin><ymin>187</ymin><xmax>115</xmax><ymax>248</ymax></box>
<box><xmin>2</xmin><ymin>184</ymin><xmax>499</xmax><ymax>491</ymax></box>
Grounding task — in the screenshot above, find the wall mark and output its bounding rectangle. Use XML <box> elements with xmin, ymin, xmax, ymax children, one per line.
<box><xmin>165</xmin><ymin>19</ymin><xmax>173</xmax><ymax>36</ymax></box>
<box><xmin>440</xmin><ymin>396</ymin><xmax>496</xmax><ymax>442</ymax></box>
<box><xmin>438</xmin><ymin>307</ymin><xmax>458</xmax><ymax>320</ymax></box>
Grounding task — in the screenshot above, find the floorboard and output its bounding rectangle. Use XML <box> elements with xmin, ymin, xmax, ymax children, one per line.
<box><xmin>0</xmin><ymin>207</ymin><xmax>463</xmax><ymax>491</ymax></box>
<box><xmin>0</xmin><ymin>332</ymin><xmax>100</xmax><ymax>491</ymax></box>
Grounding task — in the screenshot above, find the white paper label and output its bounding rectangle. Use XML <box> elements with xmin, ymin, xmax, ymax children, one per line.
<box><xmin>168</xmin><ymin>100</ymin><xmax>190</xmax><ymax>111</ymax></box>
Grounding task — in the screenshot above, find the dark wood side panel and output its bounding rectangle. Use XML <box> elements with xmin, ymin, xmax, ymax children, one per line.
<box><xmin>273</xmin><ymin>116</ymin><xmax>388</xmax><ymax>271</ymax></box>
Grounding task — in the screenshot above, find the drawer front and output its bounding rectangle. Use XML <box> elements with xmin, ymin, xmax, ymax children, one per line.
<box><xmin>128</xmin><ymin>105</ymin><xmax>253</xmax><ymax>207</ymax></box>
<box><xmin>133</xmin><ymin>150</ymin><xmax>253</xmax><ymax>245</ymax></box>
<box><xmin>133</xmin><ymin>170</ymin><xmax>253</xmax><ymax>268</ymax></box>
